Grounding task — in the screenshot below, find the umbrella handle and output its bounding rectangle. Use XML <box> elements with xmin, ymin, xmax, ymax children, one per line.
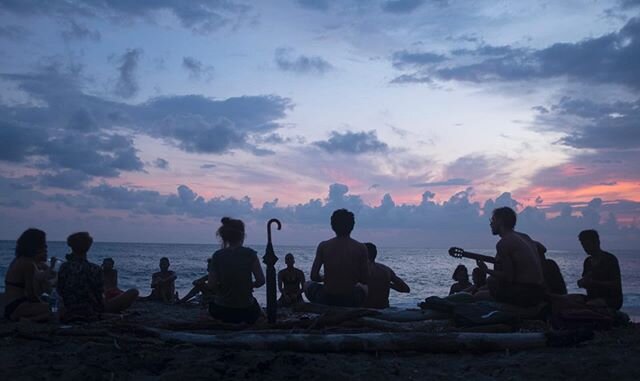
<box><xmin>267</xmin><ymin>218</ymin><xmax>282</xmax><ymax>244</ymax></box>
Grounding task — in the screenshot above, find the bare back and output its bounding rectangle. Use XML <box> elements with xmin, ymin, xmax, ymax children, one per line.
<box><xmin>312</xmin><ymin>237</ymin><xmax>369</xmax><ymax>296</ymax></box>
<box><xmin>495</xmin><ymin>231</ymin><xmax>544</xmax><ymax>286</ymax></box>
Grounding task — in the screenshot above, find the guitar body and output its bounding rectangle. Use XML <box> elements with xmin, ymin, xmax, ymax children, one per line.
<box><xmin>448</xmin><ymin>247</ymin><xmax>497</xmax><ymax>264</ymax></box>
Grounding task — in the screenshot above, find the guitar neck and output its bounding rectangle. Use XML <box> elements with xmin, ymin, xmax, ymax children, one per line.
<box><xmin>460</xmin><ymin>251</ymin><xmax>497</xmax><ymax>264</ymax></box>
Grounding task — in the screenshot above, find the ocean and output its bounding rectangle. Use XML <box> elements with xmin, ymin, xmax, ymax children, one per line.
<box><xmin>1</xmin><ymin>241</ymin><xmax>639</xmax><ymax>313</ymax></box>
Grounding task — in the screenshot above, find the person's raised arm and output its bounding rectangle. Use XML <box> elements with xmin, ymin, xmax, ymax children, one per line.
<box><xmin>310</xmin><ymin>243</ymin><xmax>324</xmax><ymax>282</ymax></box>
<box><xmin>251</xmin><ymin>254</ymin><xmax>265</xmax><ymax>289</ymax></box>
<box><xmin>478</xmin><ymin>242</ymin><xmax>513</xmax><ymax>282</ymax></box>
<box><xmin>389</xmin><ymin>268</ymin><xmax>410</xmax><ymax>293</ymax></box>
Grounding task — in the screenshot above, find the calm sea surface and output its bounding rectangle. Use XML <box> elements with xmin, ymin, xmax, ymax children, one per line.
<box><xmin>1</xmin><ymin>241</ymin><xmax>639</xmax><ymax>312</ymax></box>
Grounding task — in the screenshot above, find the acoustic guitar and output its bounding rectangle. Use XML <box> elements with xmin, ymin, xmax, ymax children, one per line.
<box><xmin>448</xmin><ymin>247</ymin><xmax>497</xmax><ymax>264</ymax></box>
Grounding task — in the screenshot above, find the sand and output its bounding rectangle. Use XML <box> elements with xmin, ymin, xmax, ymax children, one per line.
<box><xmin>1</xmin><ymin>300</ymin><xmax>639</xmax><ymax>380</ymax></box>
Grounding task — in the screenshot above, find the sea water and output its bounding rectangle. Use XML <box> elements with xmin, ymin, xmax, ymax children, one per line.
<box><xmin>1</xmin><ymin>241</ymin><xmax>638</xmax><ymax>313</ymax></box>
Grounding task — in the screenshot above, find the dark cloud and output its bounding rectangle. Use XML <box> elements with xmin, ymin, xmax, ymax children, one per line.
<box><xmin>621</xmin><ymin>0</ymin><xmax>640</xmax><ymax>9</ymax></box>
<box><xmin>275</xmin><ymin>48</ymin><xmax>333</xmax><ymax>75</ymax></box>
<box><xmin>135</xmin><ymin>95</ymin><xmax>292</xmax><ymax>154</ymax></box>
<box><xmin>182</xmin><ymin>57</ymin><xmax>214</xmax><ymax>80</ymax></box>
<box><xmin>61</xmin><ymin>19</ymin><xmax>100</xmax><ymax>41</ymax></box>
<box><xmin>390</xmin><ymin>74</ymin><xmax>435</xmax><ymax>85</ymax></box>
<box><xmin>39</xmin><ymin>170</ymin><xmax>91</xmax><ymax>190</ymax></box>
<box><xmin>42</xmin><ymin>133</ymin><xmax>144</xmax><ymax>177</ymax></box>
<box><xmin>535</xmin><ymin>97</ymin><xmax>640</xmax><ymax>149</ymax></box>
<box><xmin>113</xmin><ymin>48</ymin><xmax>142</xmax><ymax>99</ymax></box>
<box><xmin>392</xmin><ymin>50</ymin><xmax>447</xmax><ymax>69</ymax></box>
<box><xmin>0</xmin><ymin>0</ymin><xmax>250</xmax><ymax>34</ymax></box>
<box><xmin>154</xmin><ymin>158</ymin><xmax>169</xmax><ymax>169</ymax></box>
<box><xmin>391</xmin><ymin>18</ymin><xmax>640</xmax><ymax>89</ymax></box>
<box><xmin>0</xmin><ymin>121</ymin><xmax>46</xmax><ymax>162</ymax></box>
<box><xmin>381</xmin><ymin>0</ymin><xmax>425</xmax><ymax>14</ymax></box>
<box><xmin>296</xmin><ymin>0</ymin><xmax>331</xmax><ymax>11</ymax></box>
<box><xmin>0</xmin><ymin>66</ymin><xmax>292</xmax><ymax>185</ymax></box>
<box><xmin>314</xmin><ymin>130</ymin><xmax>389</xmax><ymax>154</ymax></box>
<box><xmin>411</xmin><ymin>178</ymin><xmax>471</xmax><ymax>187</ymax></box>
<box><xmin>0</xmin><ymin>24</ymin><xmax>29</xmax><ymax>40</ymax></box>
<box><xmin>200</xmin><ymin>163</ymin><xmax>217</xmax><ymax>169</ymax></box>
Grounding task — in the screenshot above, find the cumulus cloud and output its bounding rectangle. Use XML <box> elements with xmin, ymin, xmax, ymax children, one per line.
<box><xmin>314</xmin><ymin>130</ymin><xmax>389</xmax><ymax>154</ymax></box>
<box><xmin>275</xmin><ymin>48</ymin><xmax>333</xmax><ymax>75</ymax></box>
<box><xmin>182</xmin><ymin>57</ymin><xmax>214</xmax><ymax>81</ymax></box>
<box><xmin>381</xmin><ymin>0</ymin><xmax>426</xmax><ymax>14</ymax></box>
<box><xmin>0</xmin><ymin>0</ymin><xmax>251</xmax><ymax>35</ymax></box>
<box><xmin>4</xmin><ymin>179</ymin><xmax>636</xmax><ymax>248</ymax></box>
<box><xmin>391</xmin><ymin>17</ymin><xmax>640</xmax><ymax>89</ymax></box>
<box><xmin>113</xmin><ymin>48</ymin><xmax>142</xmax><ymax>99</ymax></box>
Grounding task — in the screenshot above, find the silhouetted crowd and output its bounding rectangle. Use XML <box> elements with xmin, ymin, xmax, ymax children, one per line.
<box><xmin>2</xmin><ymin>207</ymin><xmax>624</xmax><ymax>326</ymax></box>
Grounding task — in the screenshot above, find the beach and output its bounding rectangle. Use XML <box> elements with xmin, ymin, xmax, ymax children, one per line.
<box><xmin>1</xmin><ymin>300</ymin><xmax>638</xmax><ymax>380</ymax></box>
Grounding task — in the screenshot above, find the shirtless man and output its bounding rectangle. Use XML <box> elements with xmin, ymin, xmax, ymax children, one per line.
<box><xmin>577</xmin><ymin>230</ymin><xmax>622</xmax><ymax>310</ymax></box>
<box><xmin>146</xmin><ymin>257</ymin><xmax>177</xmax><ymax>303</ymax></box>
<box><xmin>305</xmin><ymin>209</ymin><xmax>369</xmax><ymax>307</ymax></box>
<box><xmin>362</xmin><ymin>243</ymin><xmax>410</xmax><ymax>309</ymax></box>
<box><xmin>475</xmin><ymin>207</ymin><xmax>545</xmax><ymax>307</ymax></box>
<box><xmin>277</xmin><ymin>253</ymin><xmax>305</xmax><ymax>307</ymax></box>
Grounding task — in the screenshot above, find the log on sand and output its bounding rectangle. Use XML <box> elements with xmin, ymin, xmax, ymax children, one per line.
<box><xmin>292</xmin><ymin>303</ymin><xmax>449</xmax><ymax>322</ymax></box>
<box><xmin>146</xmin><ymin>328</ymin><xmax>593</xmax><ymax>353</ymax></box>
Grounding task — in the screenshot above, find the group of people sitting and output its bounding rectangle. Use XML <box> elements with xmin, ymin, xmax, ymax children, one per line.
<box><xmin>445</xmin><ymin>207</ymin><xmax>622</xmax><ymax>318</ymax></box>
<box><xmin>2</xmin><ymin>206</ymin><xmax>624</xmax><ymax>326</ymax></box>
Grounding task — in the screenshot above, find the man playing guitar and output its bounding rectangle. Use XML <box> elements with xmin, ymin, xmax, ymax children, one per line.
<box><xmin>451</xmin><ymin>207</ymin><xmax>546</xmax><ymax>307</ymax></box>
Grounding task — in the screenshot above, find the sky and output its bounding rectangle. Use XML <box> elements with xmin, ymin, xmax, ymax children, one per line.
<box><xmin>0</xmin><ymin>0</ymin><xmax>639</xmax><ymax>250</ymax></box>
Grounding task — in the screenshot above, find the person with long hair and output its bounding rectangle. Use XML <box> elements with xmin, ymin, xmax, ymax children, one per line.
<box><xmin>207</xmin><ymin>217</ymin><xmax>265</xmax><ymax>324</ymax></box>
<box><xmin>3</xmin><ymin>228</ymin><xmax>52</xmax><ymax>322</ymax></box>
<box><xmin>449</xmin><ymin>265</ymin><xmax>472</xmax><ymax>295</ymax></box>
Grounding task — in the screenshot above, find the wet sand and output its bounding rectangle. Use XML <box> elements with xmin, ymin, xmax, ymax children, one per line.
<box><xmin>1</xmin><ymin>300</ymin><xmax>639</xmax><ymax>380</ymax></box>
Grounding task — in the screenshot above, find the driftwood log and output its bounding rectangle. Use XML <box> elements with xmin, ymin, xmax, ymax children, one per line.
<box><xmin>292</xmin><ymin>303</ymin><xmax>449</xmax><ymax>322</ymax></box>
<box><xmin>147</xmin><ymin>328</ymin><xmax>593</xmax><ymax>353</ymax></box>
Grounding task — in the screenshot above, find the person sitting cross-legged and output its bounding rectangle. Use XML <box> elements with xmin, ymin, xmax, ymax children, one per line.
<box><xmin>58</xmin><ymin>232</ymin><xmax>138</xmax><ymax>321</ymax></box>
<box><xmin>305</xmin><ymin>209</ymin><xmax>370</xmax><ymax>307</ymax></box>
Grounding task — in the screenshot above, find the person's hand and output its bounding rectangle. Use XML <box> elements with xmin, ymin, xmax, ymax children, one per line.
<box><xmin>578</xmin><ymin>277</ymin><xmax>591</xmax><ymax>288</ymax></box>
<box><xmin>476</xmin><ymin>260</ymin><xmax>488</xmax><ymax>272</ymax></box>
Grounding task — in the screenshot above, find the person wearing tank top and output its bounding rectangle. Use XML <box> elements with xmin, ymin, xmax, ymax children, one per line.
<box><xmin>208</xmin><ymin>217</ymin><xmax>265</xmax><ymax>324</ymax></box>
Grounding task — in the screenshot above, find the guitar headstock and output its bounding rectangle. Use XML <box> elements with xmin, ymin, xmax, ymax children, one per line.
<box><xmin>448</xmin><ymin>247</ymin><xmax>465</xmax><ymax>258</ymax></box>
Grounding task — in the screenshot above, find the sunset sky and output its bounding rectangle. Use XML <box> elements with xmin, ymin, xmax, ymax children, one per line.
<box><xmin>1</xmin><ymin>0</ymin><xmax>639</xmax><ymax>249</ymax></box>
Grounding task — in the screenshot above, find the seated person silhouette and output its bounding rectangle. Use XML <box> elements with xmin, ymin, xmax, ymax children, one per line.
<box><xmin>102</xmin><ymin>258</ymin><xmax>139</xmax><ymax>302</ymax></box>
<box><xmin>145</xmin><ymin>257</ymin><xmax>177</xmax><ymax>303</ymax></box>
<box><xmin>363</xmin><ymin>242</ymin><xmax>410</xmax><ymax>309</ymax></box>
<box><xmin>449</xmin><ymin>265</ymin><xmax>472</xmax><ymax>295</ymax></box>
<box><xmin>58</xmin><ymin>232</ymin><xmax>138</xmax><ymax>321</ymax></box>
<box><xmin>3</xmin><ymin>228</ymin><xmax>52</xmax><ymax>322</ymax></box>
<box><xmin>577</xmin><ymin>230</ymin><xmax>622</xmax><ymax>310</ymax></box>
<box><xmin>277</xmin><ymin>253</ymin><xmax>305</xmax><ymax>307</ymax></box>
<box><xmin>474</xmin><ymin>207</ymin><xmax>546</xmax><ymax>307</ymax></box>
<box><xmin>178</xmin><ymin>260</ymin><xmax>214</xmax><ymax>305</ymax></box>
<box><xmin>208</xmin><ymin>217</ymin><xmax>265</xmax><ymax>324</ymax></box>
<box><xmin>463</xmin><ymin>267</ymin><xmax>487</xmax><ymax>294</ymax></box>
<box><xmin>536</xmin><ymin>244</ymin><xmax>567</xmax><ymax>295</ymax></box>
<box><xmin>305</xmin><ymin>209</ymin><xmax>369</xmax><ymax>307</ymax></box>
